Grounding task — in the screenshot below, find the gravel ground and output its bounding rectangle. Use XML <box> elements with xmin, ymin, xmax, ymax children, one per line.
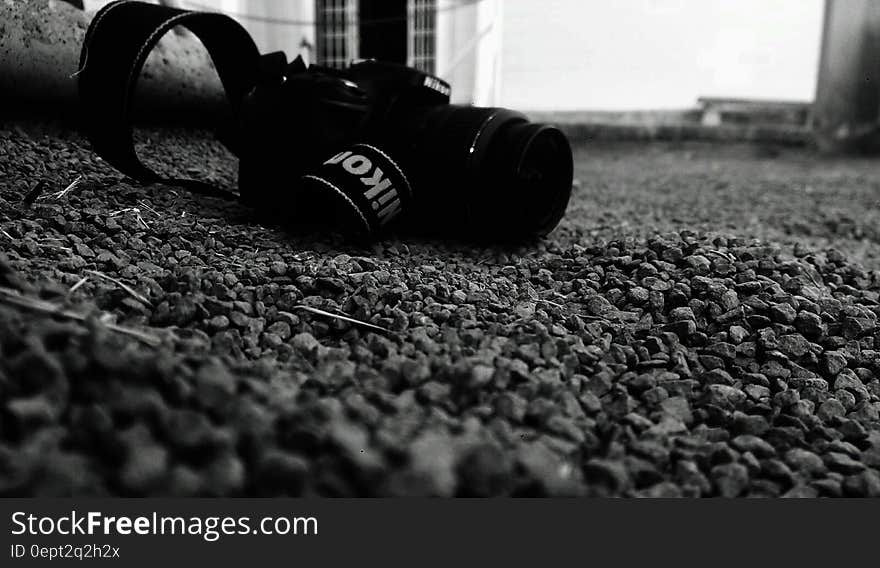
<box><xmin>1</xmin><ymin>119</ymin><xmax>880</xmax><ymax>497</ymax></box>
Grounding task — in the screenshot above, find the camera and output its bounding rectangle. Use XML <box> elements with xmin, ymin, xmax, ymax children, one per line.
<box><xmin>237</xmin><ymin>56</ymin><xmax>574</xmax><ymax>240</ymax></box>
<box><xmin>78</xmin><ymin>1</ymin><xmax>574</xmax><ymax>241</ymax></box>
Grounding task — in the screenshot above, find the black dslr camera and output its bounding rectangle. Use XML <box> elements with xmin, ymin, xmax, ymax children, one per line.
<box><xmin>78</xmin><ymin>1</ymin><xmax>574</xmax><ymax>241</ymax></box>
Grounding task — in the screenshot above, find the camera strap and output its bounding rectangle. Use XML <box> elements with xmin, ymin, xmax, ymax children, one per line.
<box><xmin>77</xmin><ymin>0</ymin><xmax>261</xmax><ymax>198</ymax></box>
<box><xmin>300</xmin><ymin>143</ymin><xmax>413</xmax><ymax>235</ymax></box>
<box><xmin>78</xmin><ymin>1</ymin><xmax>414</xmax><ymax>237</ymax></box>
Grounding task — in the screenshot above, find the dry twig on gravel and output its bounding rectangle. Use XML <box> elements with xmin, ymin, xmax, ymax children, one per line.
<box><xmin>0</xmin><ymin>287</ymin><xmax>161</xmax><ymax>347</ymax></box>
<box><xmin>84</xmin><ymin>270</ymin><xmax>153</xmax><ymax>307</ymax></box>
<box><xmin>137</xmin><ymin>200</ymin><xmax>161</xmax><ymax>217</ymax></box>
<box><xmin>110</xmin><ymin>207</ymin><xmax>150</xmax><ymax>229</ymax></box>
<box><xmin>46</xmin><ymin>175</ymin><xmax>84</xmax><ymax>200</ymax></box>
<box><xmin>38</xmin><ymin>242</ymin><xmax>73</xmax><ymax>252</ymax></box>
<box><xmin>537</xmin><ymin>298</ymin><xmax>565</xmax><ymax>309</ymax></box>
<box><xmin>282</xmin><ymin>306</ymin><xmax>392</xmax><ymax>334</ymax></box>
<box><xmin>211</xmin><ymin>251</ymin><xmax>245</xmax><ymax>269</ymax></box>
<box><xmin>68</xmin><ymin>276</ymin><xmax>89</xmax><ymax>295</ymax></box>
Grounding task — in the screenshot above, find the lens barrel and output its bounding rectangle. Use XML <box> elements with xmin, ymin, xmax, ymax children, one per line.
<box><xmin>391</xmin><ymin>105</ymin><xmax>573</xmax><ymax>240</ymax></box>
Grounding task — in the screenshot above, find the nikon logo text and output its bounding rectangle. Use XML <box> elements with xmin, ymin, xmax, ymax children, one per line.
<box><xmin>325</xmin><ymin>151</ymin><xmax>402</xmax><ymax>225</ymax></box>
<box><xmin>423</xmin><ymin>76</ymin><xmax>451</xmax><ymax>97</ymax></box>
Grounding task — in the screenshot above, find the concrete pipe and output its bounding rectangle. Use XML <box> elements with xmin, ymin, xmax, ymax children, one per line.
<box><xmin>0</xmin><ymin>0</ymin><xmax>227</xmax><ymax>121</ymax></box>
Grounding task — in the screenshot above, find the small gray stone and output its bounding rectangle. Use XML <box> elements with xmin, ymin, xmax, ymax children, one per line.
<box><xmin>842</xmin><ymin>470</ymin><xmax>880</xmax><ymax>497</ymax></box>
<box><xmin>823</xmin><ymin>452</ymin><xmax>866</xmax><ymax>474</ymax></box>
<box><xmin>822</xmin><ymin>351</ymin><xmax>847</xmax><ymax>376</ymax></box>
<box><xmin>704</xmin><ymin>384</ymin><xmax>747</xmax><ymax>409</ymax></box>
<box><xmin>817</xmin><ymin>399</ymin><xmax>846</xmax><ymax>422</ymax></box>
<box><xmin>728</xmin><ymin>325</ymin><xmax>749</xmax><ymax>344</ymax></box>
<box><xmin>794</xmin><ymin>311</ymin><xmax>824</xmax><ymax>339</ymax></box>
<box><xmin>769</xmin><ymin>303</ymin><xmax>797</xmax><ymax>324</ymax></box>
<box><xmin>731</xmin><ymin>435</ymin><xmax>776</xmax><ymax>457</ymax></box>
<box><xmin>711</xmin><ymin>463</ymin><xmax>749</xmax><ymax>497</ymax></box>
<box><xmin>660</xmin><ymin>396</ymin><xmax>693</xmax><ymax>424</ymax></box>
<box><xmin>292</xmin><ymin>332</ymin><xmax>320</xmax><ymax>353</ymax></box>
<box><xmin>784</xmin><ymin>448</ymin><xmax>826</xmax><ymax>476</ymax></box>
<box><xmin>583</xmin><ymin>459</ymin><xmax>631</xmax><ymax>493</ymax></box>
<box><xmin>732</xmin><ymin>412</ymin><xmax>769</xmax><ymax>436</ymax></box>
<box><xmin>778</xmin><ymin>334</ymin><xmax>811</xmax><ymax>358</ymax></box>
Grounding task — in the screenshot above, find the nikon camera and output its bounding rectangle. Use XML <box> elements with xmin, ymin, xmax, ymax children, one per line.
<box><xmin>78</xmin><ymin>1</ymin><xmax>574</xmax><ymax>241</ymax></box>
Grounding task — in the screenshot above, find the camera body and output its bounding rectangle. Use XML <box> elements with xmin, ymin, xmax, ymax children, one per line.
<box><xmin>77</xmin><ymin>0</ymin><xmax>573</xmax><ymax>241</ymax></box>
<box><xmin>237</xmin><ymin>57</ymin><xmax>574</xmax><ymax>240</ymax></box>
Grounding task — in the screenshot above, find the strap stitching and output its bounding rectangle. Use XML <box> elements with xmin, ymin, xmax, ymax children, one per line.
<box><xmin>77</xmin><ymin>0</ymin><xmax>138</xmax><ymax>74</ymax></box>
<box><xmin>354</xmin><ymin>143</ymin><xmax>413</xmax><ymax>200</ymax></box>
<box><xmin>301</xmin><ymin>175</ymin><xmax>372</xmax><ymax>234</ymax></box>
<box><xmin>123</xmin><ymin>12</ymin><xmax>193</xmax><ymax>121</ymax></box>
<box><xmin>90</xmin><ymin>0</ymin><xmax>137</xmax><ymax>32</ymax></box>
<box><xmin>115</xmin><ymin>11</ymin><xmax>197</xmax><ymax>181</ymax></box>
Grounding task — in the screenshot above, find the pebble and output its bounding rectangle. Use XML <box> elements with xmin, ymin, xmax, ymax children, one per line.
<box><xmin>769</xmin><ymin>303</ymin><xmax>797</xmax><ymax>324</ymax></box>
<box><xmin>711</xmin><ymin>463</ymin><xmax>749</xmax><ymax>497</ymax></box>
<box><xmin>823</xmin><ymin>452</ymin><xmax>866</xmax><ymax>474</ymax></box>
<box><xmin>730</xmin><ymin>435</ymin><xmax>776</xmax><ymax>458</ymax></box>
<box><xmin>784</xmin><ymin>449</ymin><xmax>826</xmax><ymax>476</ymax></box>
<box><xmin>822</xmin><ymin>351</ymin><xmax>848</xmax><ymax>377</ymax></box>
<box><xmin>817</xmin><ymin>399</ymin><xmax>846</xmax><ymax>422</ymax></box>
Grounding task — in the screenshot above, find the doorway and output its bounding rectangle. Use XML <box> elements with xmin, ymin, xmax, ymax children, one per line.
<box><xmin>358</xmin><ymin>0</ymin><xmax>408</xmax><ymax>64</ymax></box>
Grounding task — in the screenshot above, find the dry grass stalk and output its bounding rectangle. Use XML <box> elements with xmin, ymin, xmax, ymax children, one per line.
<box><xmin>110</xmin><ymin>207</ymin><xmax>150</xmax><ymax>229</ymax></box>
<box><xmin>706</xmin><ymin>249</ymin><xmax>736</xmax><ymax>262</ymax></box>
<box><xmin>38</xmin><ymin>243</ymin><xmax>73</xmax><ymax>252</ymax></box>
<box><xmin>84</xmin><ymin>270</ymin><xmax>153</xmax><ymax>307</ymax></box>
<box><xmin>281</xmin><ymin>306</ymin><xmax>392</xmax><ymax>334</ymax></box>
<box><xmin>212</xmin><ymin>251</ymin><xmax>245</xmax><ymax>269</ymax></box>
<box><xmin>0</xmin><ymin>287</ymin><xmax>161</xmax><ymax>347</ymax></box>
<box><xmin>137</xmin><ymin>200</ymin><xmax>160</xmax><ymax>217</ymax></box>
<box><xmin>580</xmin><ymin>314</ymin><xmax>614</xmax><ymax>324</ymax></box>
<box><xmin>46</xmin><ymin>175</ymin><xmax>84</xmax><ymax>200</ymax></box>
<box><xmin>68</xmin><ymin>276</ymin><xmax>89</xmax><ymax>295</ymax></box>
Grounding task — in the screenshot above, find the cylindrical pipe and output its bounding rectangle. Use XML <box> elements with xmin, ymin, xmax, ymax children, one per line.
<box><xmin>0</xmin><ymin>0</ymin><xmax>226</xmax><ymax>121</ymax></box>
<box><xmin>813</xmin><ymin>0</ymin><xmax>880</xmax><ymax>153</ymax></box>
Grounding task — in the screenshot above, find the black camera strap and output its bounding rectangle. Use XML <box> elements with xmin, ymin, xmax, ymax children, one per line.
<box><xmin>78</xmin><ymin>1</ymin><xmax>422</xmax><ymax>237</ymax></box>
<box><xmin>300</xmin><ymin>143</ymin><xmax>413</xmax><ymax>235</ymax></box>
<box><xmin>77</xmin><ymin>0</ymin><xmax>261</xmax><ymax>198</ymax></box>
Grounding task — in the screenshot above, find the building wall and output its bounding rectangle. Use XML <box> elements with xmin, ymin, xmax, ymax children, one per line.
<box><xmin>84</xmin><ymin>0</ymin><xmax>500</xmax><ymax>105</ymax></box>
<box><xmin>216</xmin><ymin>0</ymin><xmax>315</xmax><ymax>61</ymax></box>
<box><xmin>436</xmin><ymin>0</ymin><xmax>502</xmax><ymax>105</ymax></box>
<box><xmin>500</xmin><ymin>0</ymin><xmax>825</xmax><ymax>111</ymax></box>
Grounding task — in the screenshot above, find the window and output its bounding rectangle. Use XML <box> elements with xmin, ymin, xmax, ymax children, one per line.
<box><xmin>316</xmin><ymin>0</ymin><xmax>436</xmax><ymax>72</ymax></box>
<box><xmin>408</xmin><ymin>0</ymin><xmax>436</xmax><ymax>74</ymax></box>
<box><xmin>315</xmin><ymin>0</ymin><xmax>358</xmax><ymax>68</ymax></box>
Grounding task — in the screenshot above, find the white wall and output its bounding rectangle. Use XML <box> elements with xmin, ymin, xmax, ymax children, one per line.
<box><xmin>436</xmin><ymin>0</ymin><xmax>503</xmax><ymax>105</ymax></box>
<box><xmin>500</xmin><ymin>0</ymin><xmax>825</xmax><ymax>111</ymax></box>
<box><xmin>84</xmin><ymin>0</ymin><xmax>501</xmax><ymax>105</ymax></box>
<box><xmin>181</xmin><ymin>0</ymin><xmax>315</xmax><ymax>60</ymax></box>
<box><xmin>85</xmin><ymin>1</ymin><xmax>315</xmax><ymax>61</ymax></box>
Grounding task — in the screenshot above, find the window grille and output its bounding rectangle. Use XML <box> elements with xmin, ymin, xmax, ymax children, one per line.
<box><xmin>315</xmin><ymin>0</ymin><xmax>358</xmax><ymax>68</ymax></box>
<box><xmin>408</xmin><ymin>0</ymin><xmax>436</xmax><ymax>74</ymax></box>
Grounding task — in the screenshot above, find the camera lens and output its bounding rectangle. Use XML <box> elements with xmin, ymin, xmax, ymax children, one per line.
<box><xmin>391</xmin><ymin>106</ymin><xmax>573</xmax><ymax>239</ymax></box>
<box><xmin>479</xmin><ymin>119</ymin><xmax>573</xmax><ymax>238</ymax></box>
